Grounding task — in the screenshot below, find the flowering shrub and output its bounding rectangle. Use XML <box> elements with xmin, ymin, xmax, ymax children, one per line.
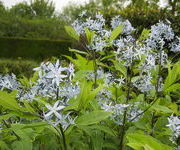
<box><xmin>0</xmin><ymin>12</ymin><xmax>179</xmax><ymax>150</ymax></box>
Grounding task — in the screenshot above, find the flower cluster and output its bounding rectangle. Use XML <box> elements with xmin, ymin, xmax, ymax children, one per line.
<box><xmin>97</xmin><ymin>89</ymin><xmax>143</xmax><ymax>125</ymax></box>
<box><xmin>72</xmin><ymin>14</ymin><xmax>106</xmax><ymax>35</ymax></box>
<box><xmin>0</xmin><ymin>74</ymin><xmax>19</xmax><ymax>91</ymax></box>
<box><xmin>111</xmin><ymin>16</ymin><xmax>135</xmax><ymax>34</ymax></box>
<box><xmin>0</xmin><ymin>60</ymin><xmax>79</xmax><ymax>130</ymax></box>
<box><xmin>31</xmin><ymin>60</ymin><xmax>78</xmax><ymax>129</ymax></box>
<box><xmin>167</xmin><ymin>116</ymin><xmax>180</xmax><ymax>142</ymax></box>
<box><xmin>146</xmin><ymin>21</ymin><xmax>174</xmax><ymax>49</ymax></box>
<box><xmin>43</xmin><ymin>101</ymin><xmax>76</xmax><ymax>129</ymax></box>
<box><xmin>133</xmin><ymin>74</ymin><xmax>154</xmax><ymax>93</ymax></box>
<box><xmin>100</xmin><ymin>100</ymin><xmax>143</xmax><ymax>125</ymax></box>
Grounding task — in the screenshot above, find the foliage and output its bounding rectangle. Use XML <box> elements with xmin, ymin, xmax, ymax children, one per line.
<box><xmin>9</xmin><ymin>2</ymin><xmax>34</xmax><ymax>18</ymax></box>
<box><xmin>0</xmin><ymin>1</ymin><xmax>69</xmax><ymax>40</ymax></box>
<box><xmin>0</xmin><ymin>37</ymin><xmax>71</xmax><ymax>60</ymax></box>
<box><xmin>0</xmin><ymin>12</ymin><xmax>180</xmax><ymax>150</ymax></box>
<box><xmin>0</xmin><ymin>59</ymin><xmax>38</xmax><ymax>78</ymax></box>
<box><xmin>0</xmin><ymin>16</ymin><xmax>69</xmax><ymax>40</ymax></box>
<box><xmin>30</xmin><ymin>0</ymin><xmax>55</xmax><ymax>18</ymax></box>
<box><xmin>10</xmin><ymin>0</ymin><xmax>55</xmax><ymax>19</ymax></box>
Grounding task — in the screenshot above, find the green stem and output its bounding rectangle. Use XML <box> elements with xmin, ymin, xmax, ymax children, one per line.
<box><xmin>130</xmin><ymin>96</ymin><xmax>158</xmax><ymax>122</ymax></box>
<box><xmin>150</xmin><ymin>112</ymin><xmax>155</xmax><ymax>136</ymax></box>
<box><xmin>2</xmin><ymin>119</ymin><xmax>21</xmax><ymax>140</ymax></box>
<box><xmin>92</xmin><ymin>50</ymin><xmax>98</xmax><ymax>88</ymax></box>
<box><xmin>115</xmin><ymin>86</ymin><xmax>118</xmax><ymax>101</ymax></box>
<box><xmin>59</xmin><ymin>124</ymin><xmax>67</xmax><ymax>150</ymax></box>
<box><xmin>54</xmin><ymin>126</ymin><xmax>63</xmax><ymax>150</ymax></box>
<box><xmin>119</xmin><ymin>111</ymin><xmax>128</xmax><ymax>150</ymax></box>
<box><xmin>150</xmin><ymin>50</ymin><xmax>162</xmax><ymax>135</ymax></box>
<box><xmin>119</xmin><ymin>66</ymin><xmax>132</xmax><ymax>150</ymax></box>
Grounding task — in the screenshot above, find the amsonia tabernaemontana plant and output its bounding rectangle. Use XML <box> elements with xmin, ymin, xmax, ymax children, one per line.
<box><xmin>0</xmin><ymin>11</ymin><xmax>179</xmax><ymax>150</ymax></box>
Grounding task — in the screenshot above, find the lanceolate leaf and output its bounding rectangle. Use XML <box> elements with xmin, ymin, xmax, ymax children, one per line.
<box><xmin>109</xmin><ymin>25</ymin><xmax>123</xmax><ymax>41</ymax></box>
<box><xmin>0</xmin><ymin>91</ymin><xmax>23</xmax><ymax>111</ymax></box>
<box><xmin>12</xmin><ymin>141</ymin><xmax>32</xmax><ymax>150</ymax></box>
<box><xmin>76</xmin><ymin>110</ymin><xmax>112</xmax><ymax>125</ymax></box>
<box><xmin>65</xmin><ymin>26</ymin><xmax>79</xmax><ymax>41</ymax></box>
<box><xmin>126</xmin><ymin>133</ymin><xmax>173</xmax><ymax>150</ymax></box>
<box><xmin>69</xmin><ymin>48</ymin><xmax>88</xmax><ymax>55</ymax></box>
<box><xmin>164</xmin><ymin>61</ymin><xmax>180</xmax><ymax>91</ymax></box>
<box><xmin>85</xmin><ymin>27</ymin><xmax>94</xmax><ymax>44</ymax></box>
<box><xmin>138</xmin><ymin>29</ymin><xmax>150</xmax><ymax>41</ymax></box>
<box><xmin>65</xmin><ymin>54</ymin><xmax>94</xmax><ymax>71</ymax></box>
<box><xmin>0</xmin><ymin>141</ymin><xmax>11</xmax><ymax>150</ymax></box>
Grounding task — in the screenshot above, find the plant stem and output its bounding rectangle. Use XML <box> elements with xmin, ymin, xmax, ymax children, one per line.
<box><xmin>130</xmin><ymin>96</ymin><xmax>158</xmax><ymax>122</ymax></box>
<box><xmin>150</xmin><ymin>112</ymin><xmax>155</xmax><ymax>136</ymax></box>
<box><xmin>119</xmin><ymin>66</ymin><xmax>131</xmax><ymax>150</ymax></box>
<box><xmin>57</xmin><ymin>87</ymin><xmax>59</xmax><ymax>100</ymax></box>
<box><xmin>150</xmin><ymin>49</ymin><xmax>162</xmax><ymax>135</ymax></box>
<box><xmin>92</xmin><ymin>50</ymin><xmax>98</xmax><ymax>88</ymax></box>
<box><xmin>2</xmin><ymin>119</ymin><xmax>21</xmax><ymax>140</ymax></box>
<box><xmin>130</xmin><ymin>50</ymin><xmax>163</xmax><ymax>122</ymax></box>
<box><xmin>115</xmin><ymin>86</ymin><xmax>118</xmax><ymax>101</ymax></box>
<box><xmin>119</xmin><ymin>111</ymin><xmax>128</xmax><ymax>150</ymax></box>
<box><xmin>59</xmin><ymin>124</ymin><xmax>67</xmax><ymax>150</ymax></box>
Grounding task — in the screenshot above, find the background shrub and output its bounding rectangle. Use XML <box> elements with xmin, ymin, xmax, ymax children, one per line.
<box><xmin>0</xmin><ymin>59</ymin><xmax>38</xmax><ymax>78</ymax></box>
<box><xmin>0</xmin><ymin>37</ymin><xmax>72</xmax><ymax>60</ymax></box>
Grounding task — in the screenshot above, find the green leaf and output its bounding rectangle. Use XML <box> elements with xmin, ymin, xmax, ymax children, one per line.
<box><xmin>126</xmin><ymin>133</ymin><xmax>173</xmax><ymax>150</ymax></box>
<box><xmin>168</xmin><ymin>103</ymin><xmax>179</xmax><ymax>115</ymax></box>
<box><xmin>150</xmin><ymin>104</ymin><xmax>173</xmax><ymax>114</ymax></box>
<box><xmin>0</xmin><ymin>114</ymin><xmax>14</xmax><ymax>121</ymax></box>
<box><xmin>11</xmin><ymin>111</ymin><xmax>39</xmax><ymax>119</ymax></box>
<box><xmin>12</xmin><ymin>141</ymin><xmax>32</xmax><ymax>150</ymax></box>
<box><xmin>165</xmin><ymin>83</ymin><xmax>180</xmax><ymax>92</ymax></box>
<box><xmin>22</xmin><ymin>122</ymin><xmax>48</xmax><ymax>129</ymax></box>
<box><xmin>69</xmin><ymin>48</ymin><xmax>88</xmax><ymax>55</ymax></box>
<box><xmin>65</xmin><ymin>54</ymin><xmax>94</xmax><ymax>71</ymax></box>
<box><xmin>0</xmin><ymin>141</ymin><xmax>11</xmax><ymax>150</ymax></box>
<box><xmin>0</xmin><ymin>91</ymin><xmax>24</xmax><ymax>111</ymax></box>
<box><xmin>109</xmin><ymin>25</ymin><xmax>123</xmax><ymax>41</ymax></box>
<box><xmin>23</xmin><ymin>101</ymin><xmax>35</xmax><ymax>113</ymax></box>
<box><xmin>77</xmin><ymin>79</ymin><xmax>92</xmax><ymax>110</ymax></box>
<box><xmin>76</xmin><ymin>80</ymin><xmax>104</xmax><ymax>110</ymax></box>
<box><xmin>100</xmin><ymin>53</ymin><xmax>115</xmax><ymax>61</ymax></box>
<box><xmin>113</xmin><ymin>61</ymin><xmax>127</xmax><ymax>77</ymax></box>
<box><xmin>138</xmin><ymin>29</ymin><xmax>150</xmax><ymax>41</ymax></box>
<box><xmin>76</xmin><ymin>110</ymin><xmax>112</xmax><ymax>125</ymax></box>
<box><xmin>85</xmin><ymin>28</ymin><xmax>94</xmax><ymax>44</ymax></box>
<box><xmin>90</xmin><ymin>125</ymin><xmax>117</xmax><ymax>136</ymax></box>
<box><xmin>164</xmin><ymin>61</ymin><xmax>180</xmax><ymax>91</ymax></box>
<box><xmin>65</xmin><ymin>26</ymin><xmax>79</xmax><ymax>41</ymax></box>
<box><xmin>11</xmin><ymin>124</ymin><xmax>40</xmax><ymax>142</ymax></box>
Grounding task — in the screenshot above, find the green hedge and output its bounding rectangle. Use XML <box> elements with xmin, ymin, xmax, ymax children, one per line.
<box><xmin>0</xmin><ymin>59</ymin><xmax>38</xmax><ymax>78</ymax></box>
<box><xmin>0</xmin><ymin>15</ymin><xmax>70</xmax><ymax>40</ymax></box>
<box><xmin>0</xmin><ymin>37</ymin><xmax>72</xmax><ymax>60</ymax></box>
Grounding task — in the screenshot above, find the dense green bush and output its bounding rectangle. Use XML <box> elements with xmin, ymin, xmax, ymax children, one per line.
<box><xmin>0</xmin><ymin>37</ymin><xmax>72</xmax><ymax>60</ymax></box>
<box><xmin>0</xmin><ymin>0</ymin><xmax>70</xmax><ymax>40</ymax></box>
<box><xmin>0</xmin><ymin>16</ymin><xmax>69</xmax><ymax>40</ymax></box>
<box><xmin>0</xmin><ymin>59</ymin><xmax>38</xmax><ymax>78</ymax></box>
